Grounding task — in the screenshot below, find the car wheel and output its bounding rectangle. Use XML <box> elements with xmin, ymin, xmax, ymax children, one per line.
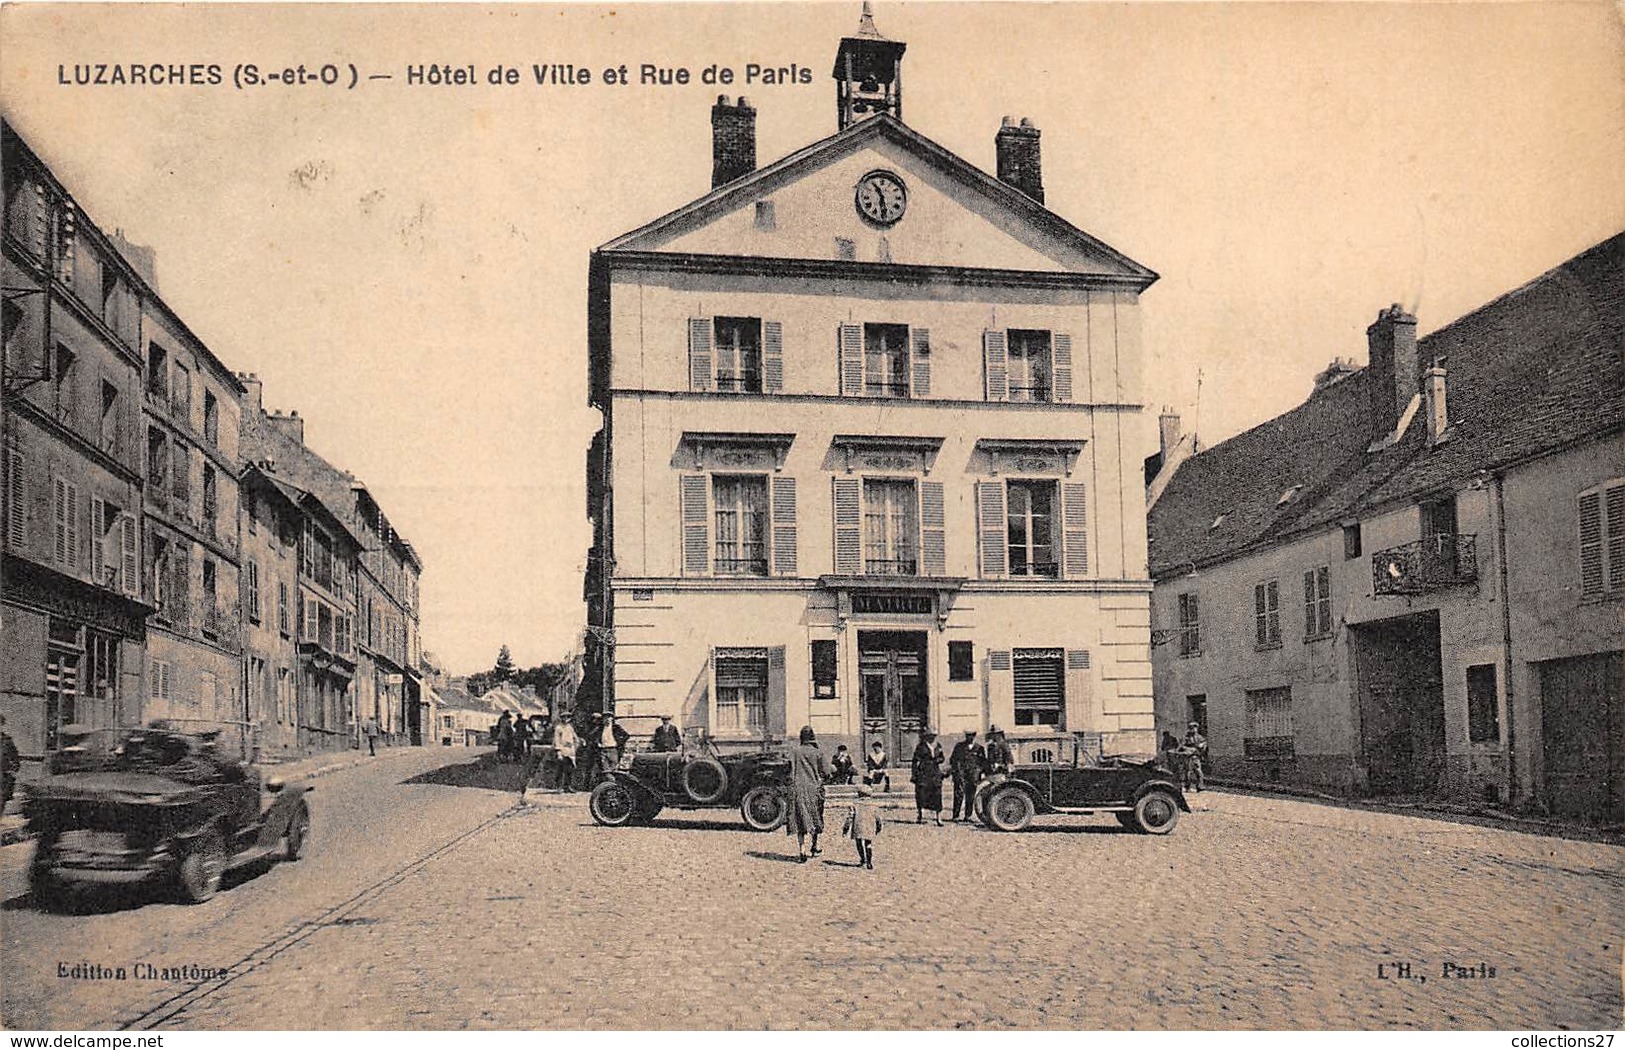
<box><xmin>283</xmin><ymin>801</ymin><xmax>310</xmax><ymax>861</ymax></box>
<box><xmin>680</xmin><ymin>757</ymin><xmax>729</xmax><ymax>805</ymax></box>
<box><xmin>176</xmin><ymin>828</ymin><xmax>228</xmax><ymax>903</ymax></box>
<box><xmin>1132</xmin><ymin>790</ymin><xmax>1180</xmax><ymax>835</ymax></box>
<box><xmin>985</xmin><ymin>786</ymin><xmax>1035</xmax><ymax>832</ymax></box>
<box><xmin>588</xmin><ymin>780</ymin><xmax>638</xmax><ymax>827</ymax></box>
<box><xmin>739</xmin><ymin>786</ymin><xmax>788</xmax><ymax>832</ymax></box>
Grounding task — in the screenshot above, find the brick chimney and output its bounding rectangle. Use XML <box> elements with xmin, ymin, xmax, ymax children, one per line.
<box><xmin>1159</xmin><ymin>409</ymin><xmax>1181</xmax><ymax>461</ymax></box>
<box><xmin>237</xmin><ymin>371</ymin><xmax>263</xmax><ymax>416</ymax></box>
<box><xmin>1424</xmin><ymin>364</ymin><xmax>1449</xmax><ymax>445</ymax></box>
<box><xmin>711</xmin><ymin>95</ymin><xmax>756</xmax><ymax>189</ymax></box>
<box><xmin>268</xmin><ymin>408</ymin><xmax>305</xmax><ymax>446</ymax></box>
<box><xmin>996</xmin><ymin>116</ymin><xmax>1043</xmax><ymax>203</ymax></box>
<box><xmin>1366</xmin><ymin>304</ymin><xmax>1419</xmax><ymax>437</ymax></box>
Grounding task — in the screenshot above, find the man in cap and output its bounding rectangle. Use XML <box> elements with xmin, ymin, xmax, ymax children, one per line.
<box><xmin>948</xmin><ymin>729</ymin><xmax>986</xmax><ymax>821</ymax></box>
<box><xmin>651</xmin><ymin>715</ymin><xmax>682</xmax><ymax>753</ymax></box>
<box><xmin>1182</xmin><ymin>721</ymin><xmax>1208</xmax><ymax>792</ymax></box>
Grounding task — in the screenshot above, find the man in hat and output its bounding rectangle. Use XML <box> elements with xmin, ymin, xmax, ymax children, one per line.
<box><xmin>651</xmin><ymin>714</ymin><xmax>682</xmax><ymax>753</ymax></box>
<box><xmin>1182</xmin><ymin>721</ymin><xmax>1208</xmax><ymax>792</ymax></box>
<box><xmin>985</xmin><ymin>726</ymin><xmax>1013</xmax><ymax>775</ymax></box>
<box><xmin>948</xmin><ymin>729</ymin><xmax>986</xmax><ymax>821</ymax></box>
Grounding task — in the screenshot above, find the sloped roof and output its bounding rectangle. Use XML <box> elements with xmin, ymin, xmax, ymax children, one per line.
<box><xmin>1149</xmin><ymin>231</ymin><xmax>1625</xmax><ymax>577</ymax></box>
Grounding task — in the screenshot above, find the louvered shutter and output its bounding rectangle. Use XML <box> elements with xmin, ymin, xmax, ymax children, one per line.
<box><xmin>983</xmin><ymin>329</ymin><xmax>1008</xmax><ymax>401</ymax></box>
<box><xmin>120</xmin><ymin>514</ymin><xmax>138</xmax><ymax>596</ymax></box>
<box><xmin>688</xmin><ymin>318</ymin><xmax>713</xmax><ymax>392</ymax></box>
<box><xmin>680</xmin><ymin>474</ymin><xmax>709</xmax><ymax>576</ymax></box>
<box><xmin>149</xmin><ymin>659</ymin><xmax>162</xmax><ymax>701</ymax></box>
<box><xmin>766</xmin><ymin>646</ymin><xmax>788</xmax><ymax>738</ymax></box>
<box><xmin>1052</xmin><ymin>333</ymin><xmax>1074</xmax><ymax>403</ymax></box>
<box><xmin>1606</xmin><ymin>483</ymin><xmax>1625</xmax><ymax>594</ymax></box>
<box><xmin>838</xmin><ymin>323</ymin><xmax>864</xmax><ymax>396</ymax></box>
<box><xmin>987</xmin><ymin>649</ymin><xmax>1013</xmax><ymax>726</ymax></box>
<box><xmin>1578</xmin><ymin>491</ymin><xmax>1602</xmax><ymax>595</ymax></box>
<box><xmin>770</xmin><ymin>475</ymin><xmax>797</xmax><ymax>576</ymax></box>
<box><xmin>832</xmin><ymin>476</ymin><xmax>862</xmax><ymax>574</ymax></box>
<box><xmin>52</xmin><ymin>477</ymin><xmax>67</xmax><ymax>563</ymax></box>
<box><xmin>919</xmin><ymin>480</ymin><xmax>946</xmax><ymax>576</ymax></box>
<box><xmin>1062</xmin><ymin>482</ymin><xmax>1089</xmax><ymax>577</ymax></box>
<box><xmin>4</xmin><ymin>448</ymin><xmax>24</xmax><ymax>549</ymax></box>
<box><xmin>977</xmin><ymin>481</ymin><xmax>1007</xmax><ymax>577</ymax></box>
<box><xmin>90</xmin><ymin>496</ymin><xmax>106</xmax><ymax>581</ymax></box>
<box><xmin>161</xmin><ymin>662</ymin><xmax>172</xmax><ymax>702</ymax></box>
<box><xmin>910</xmin><ymin>328</ymin><xmax>932</xmax><ymax>397</ymax></box>
<box><xmin>30</xmin><ymin>184</ymin><xmax>48</xmax><ymax>259</ymax></box>
<box><xmin>763</xmin><ymin>320</ymin><xmax>784</xmax><ymax>393</ymax></box>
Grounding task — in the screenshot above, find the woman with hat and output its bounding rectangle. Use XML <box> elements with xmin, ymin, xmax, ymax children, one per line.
<box><xmin>910</xmin><ymin>730</ymin><xmax>947</xmax><ymax>826</ymax></box>
<box><xmin>785</xmin><ymin>726</ymin><xmax>830</xmax><ymax>862</ymax></box>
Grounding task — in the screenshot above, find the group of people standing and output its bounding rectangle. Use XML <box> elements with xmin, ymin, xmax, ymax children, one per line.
<box><xmin>1159</xmin><ymin>722</ymin><xmax>1209</xmax><ymax>792</ymax></box>
<box><xmin>908</xmin><ymin>727</ymin><xmax>1014</xmax><ymax>825</ymax></box>
<box><xmin>490</xmin><ymin>710</ymin><xmax>545</xmax><ymax>763</ymax></box>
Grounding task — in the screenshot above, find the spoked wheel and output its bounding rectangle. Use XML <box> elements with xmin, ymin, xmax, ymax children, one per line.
<box><xmin>739</xmin><ymin>786</ymin><xmax>788</xmax><ymax>832</ymax></box>
<box><xmin>176</xmin><ymin>828</ymin><xmax>228</xmax><ymax>903</ymax></box>
<box><xmin>986</xmin><ymin>786</ymin><xmax>1035</xmax><ymax>832</ymax></box>
<box><xmin>588</xmin><ymin>780</ymin><xmax>638</xmax><ymax>827</ymax></box>
<box><xmin>1131</xmin><ymin>790</ymin><xmax>1180</xmax><ymax>835</ymax></box>
<box><xmin>284</xmin><ymin>801</ymin><xmax>310</xmax><ymax>861</ymax></box>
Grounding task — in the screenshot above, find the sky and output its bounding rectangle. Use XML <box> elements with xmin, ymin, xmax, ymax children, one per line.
<box><xmin>2</xmin><ymin>2</ymin><xmax>1622</xmax><ymax>674</ymax></box>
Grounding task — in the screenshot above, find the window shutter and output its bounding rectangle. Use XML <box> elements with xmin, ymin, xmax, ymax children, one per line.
<box><xmin>680</xmin><ymin>473</ymin><xmax>709</xmax><ymax>575</ymax></box>
<box><xmin>1606</xmin><ymin>483</ymin><xmax>1625</xmax><ymax>594</ymax></box>
<box><xmin>688</xmin><ymin>318</ymin><xmax>713</xmax><ymax>392</ymax></box>
<box><xmin>983</xmin><ymin>329</ymin><xmax>1008</xmax><ymax>401</ymax></box>
<box><xmin>977</xmin><ymin>481</ymin><xmax>1007</xmax><ymax>577</ymax></box>
<box><xmin>1062</xmin><ymin>482</ymin><xmax>1088</xmax><ymax>577</ymax></box>
<box><xmin>910</xmin><ymin>328</ymin><xmax>932</xmax><ymax>397</ymax></box>
<box><xmin>161</xmin><ymin>662</ymin><xmax>172</xmax><ymax>702</ymax></box>
<box><xmin>987</xmin><ymin>649</ymin><xmax>1013</xmax><ymax>724</ymax></box>
<box><xmin>53</xmin><ymin>476</ymin><xmax>68</xmax><ymax>564</ymax></box>
<box><xmin>31</xmin><ymin>184</ymin><xmax>49</xmax><ymax>259</ymax></box>
<box><xmin>763</xmin><ymin>320</ymin><xmax>784</xmax><ymax>393</ymax></box>
<box><xmin>1052</xmin><ymin>333</ymin><xmax>1073</xmax><ymax>402</ymax></box>
<box><xmin>919</xmin><ymin>480</ymin><xmax>946</xmax><ymax>576</ymax></box>
<box><xmin>767</xmin><ymin>646</ymin><xmax>788</xmax><ymax>738</ymax></box>
<box><xmin>771</xmin><ymin>475</ymin><xmax>798</xmax><ymax>576</ymax></box>
<box><xmin>120</xmin><ymin>514</ymin><xmax>137</xmax><ymax>596</ymax></box>
<box><xmin>1303</xmin><ymin>569</ymin><xmax>1317</xmax><ymax>634</ymax></box>
<box><xmin>838</xmin><ymin>323</ymin><xmax>864</xmax><ymax>396</ymax></box>
<box><xmin>4</xmin><ymin>448</ymin><xmax>24</xmax><ymax>549</ymax></box>
<box><xmin>90</xmin><ymin>496</ymin><xmax>106</xmax><ymax>581</ymax></box>
<box><xmin>1255</xmin><ymin>583</ymin><xmax>1268</xmax><ymax>645</ymax></box>
<box><xmin>832</xmin><ymin>476</ymin><xmax>862</xmax><ymax>574</ymax></box>
<box><xmin>64</xmin><ymin>482</ymin><xmax>78</xmax><ymax>568</ymax></box>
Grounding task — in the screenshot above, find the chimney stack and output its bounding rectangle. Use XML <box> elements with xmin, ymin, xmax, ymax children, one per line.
<box><xmin>996</xmin><ymin>116</ymin><xmax>1044</xmax><ymax>203</ymax></box>
<box><xmin>711</xmin><ymin>95</ymin><xmax>756</xmax><ymax>189</ymax></box>
<box><xmin>1159</xmin><ymin>409</ymin><xmax>1181</xmax><ymax>461</ymax></box>
<box><xmin>1425</xmin><ymin>364</ymin><xmax>1449</xmax><ymax>445</ymax></box>
<box><xmin>1366</xmin><ymin>304</ymin><xmax>1419</xmax><ymax>437</ymax></box>
<box><xmin>237</xmin><ymin>371</ymin><xmax>263</xmax><ymax>415</ymax></box>
<box><xmin>269</xmin><ymin>408</ymin><xmax>305</xmax><ymax>446</ymax></box>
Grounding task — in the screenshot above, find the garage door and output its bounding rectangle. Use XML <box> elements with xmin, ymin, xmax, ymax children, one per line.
<box><xmin>1540</xmin><ymin>652</ymin><xmax>1624</xmax><ymax>821</ymax></box>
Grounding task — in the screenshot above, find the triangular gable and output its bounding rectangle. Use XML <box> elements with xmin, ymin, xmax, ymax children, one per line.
<box><xmin>600</xmin><ymin>114</ymin><xmax>1155</xmax><ymax>282</ymax></box>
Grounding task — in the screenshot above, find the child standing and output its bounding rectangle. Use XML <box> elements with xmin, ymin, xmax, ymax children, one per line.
<box><xmin>847</xmin><ymin>783</ymin><xmax>883</xmax><ymax>870</ymax></box>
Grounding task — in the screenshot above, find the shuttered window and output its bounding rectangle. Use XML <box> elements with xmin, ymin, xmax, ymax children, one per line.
<box><xmin>770</xmin><ymin>475</ymin><xmax>798</xmax><ymax>576</ymax></box>
<box><xmin>713</xmin><ymin>317</ymin><xmax>763</xmax><ymax>393</ymax></box>
<box><xmin>119</xmin><ymin>514</ymin><xmax>137</xmax><ymax>596</ymax></box>
<box><xmin>977</xmin><ymin>480</ymin><xmax>1007</xmax><ymax>577</ymax></box>
<box><xmin>862</xmin><ymin>478</ymin><xmax>918</xmax><ymax>575</ymax></box>
<box><xmin>278</xmin><ymin>580</ymin><xmax>291</xmax><ymax>635</ymax></box>
<box><xmin>832</xmin><ymin>476</ymin><xmax>863</xmax><ymax>575</ymax></box>
<box><xmin>1303</xmin><ymin>566</ymin><xmax>1332</xmax><ymax>638</ymax></box>
<box><xmin>1006</xmin><ymin>480</ymin><xmax>1056</xmax><ymax>578</ymax></box>
<box><xmin>4</xmin><ymin>445</ymin><xmax>25</xmax><ymax>550</ymax></box>
<box><xmin>715</xmin><ymin>648</ymin><xmax>768</xmax><ymax>732</ymax></box>
<box><xmin>1254</xmin><ymin>579</ymin><xmax>1281</xmax><ymax>647</ymax></box>
<box><xmin>713</xmin><ymin>474</ymin><xmax>768</xmax><ymax>576</ymax></box>
<box><xmin>986</xmin><ymin>329</ymin><xmax>1073</xmax><ymax>403</ymax></box>
<box><xmin>1578</xmin><ymin>479</ymin><xmax>1625</xmax><ymax>600</ymax></box>
<box><xmin>52</xmin><ymin>476</ymin><xmax>78</xmax><ymax>568</ymax></box>
<box><xmin>1013</xmin><ymin>648</ymin><xmax>1064</xmax><ymax>727</ymax></box>
<box><xmin>246</xmin><ymin>560</ymin><xmax>262</xmax><ymax>623</ymax></box>
<box><xmin>680</xmin><ymin>474</ymin><xmax>709</xmax><ymax>576</ymax></box>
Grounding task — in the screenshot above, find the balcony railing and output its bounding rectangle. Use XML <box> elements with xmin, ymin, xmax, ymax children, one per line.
<box><xmin>714</xmin><ymin>371</ymin><xmax>762</xmax><ymax>394</ymax></box>
<box><xmin>864</xmin><ymin>557</ymin><xmax>918</xmax><ymax>576</ymax></box>
<box><xmin>1007</xmin><ymin>384</ymin><xmax>1053</xmax><ymax>403</ymax></box>
<box><xmin>1372</xmin><ymin>534</ymin><xmax>1478</xmax><ymax>595</ymax></box>
<box><xmin>714</xmin><ymin>554</ymin><xmax>768</xmax><ymax>576</ymax></box>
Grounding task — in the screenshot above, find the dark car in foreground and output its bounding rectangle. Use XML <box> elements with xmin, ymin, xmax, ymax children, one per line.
<box><xmin>974</xmin><ymin>750</ymin><xmax>1190</xmax><ymax>834</ymax></box>
<box><xmin>25</xmin><ymin>726</ymin><xmax>312</xmax><ymax>906</ymax></box>
<box><xmin>589</xmin><ymin>746</ymin><xmax>792</xmax><ymax>830</ymax></box>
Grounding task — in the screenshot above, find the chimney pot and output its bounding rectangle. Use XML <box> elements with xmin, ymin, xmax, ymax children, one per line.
<box><xmin>1425</xmin><ymin>366</ymin><xmax>1449</xmax><ymax>445</ymax></box>
<box><xmin>711</xmin><ymin>95</ymin><xmax>757</xmax><ymax>189</ymax></box>
<box><xmin>995</xmin><ymin>117</ymin><xmax>1044</xmax><ymax>203</ymax></box>
<box><xmin>1366</xmin><ymin>304</ymin><xmax>1420</xmax><ymax>439</ymax></box>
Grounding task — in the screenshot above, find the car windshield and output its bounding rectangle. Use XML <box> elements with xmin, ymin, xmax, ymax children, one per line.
<box><xmin>49</xmin><ymin>726</ymin><xmax>251</xmax><ymax>783</ymax></box>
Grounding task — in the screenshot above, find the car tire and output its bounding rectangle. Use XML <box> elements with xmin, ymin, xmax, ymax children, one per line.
<box><xmin>1131</xmin><ymin>790</ymin><xmax>1180</xmax><ymax>835</ymax></box>
<box><xmin>680</xmin><ymin>757</ymin><xmax>729</xmax><ymax>805</ymax></box>
<box><xmin>176</xmin><ymin>827</ymin><xmax>228</xmax><ymax>903</ymax></box>
<box><xmin>283</xmin><ymin>801</ymin><xmax>310</xmax><ymax>861</ymax></box>
<box><xmin>985</xmin><ymin>785</ymin><xmax>1035</xmax><ymax>832</ymax></box>
<box><xmin>588</xmin><ymin>780</ymin><xmax>638</xmax><ymax>827</ymax></box>
<box><xmin>739</xmin><ymin>786</ymin><xmax>788</xmax><ymax>832</ymax></box>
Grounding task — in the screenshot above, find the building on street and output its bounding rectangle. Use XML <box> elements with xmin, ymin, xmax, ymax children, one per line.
<box><xmin>1148</xmin><ymin>232</ymin><xmax>1624</xmax><ymax>820</ymax></box>
<box><xmin>585</xmin><ymin>8</ymin><xmax>1159</xmax><ymax>762</ymax></box>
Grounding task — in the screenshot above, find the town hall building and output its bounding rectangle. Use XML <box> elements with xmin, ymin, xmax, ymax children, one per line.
<box><xmin>584</xmin><ymin>7</ymin><xmax>1160</xmax><ymax>763</ymax></box>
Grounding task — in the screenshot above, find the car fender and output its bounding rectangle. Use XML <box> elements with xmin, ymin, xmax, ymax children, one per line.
<box><xmin>990</xmin><ymin>776</ymin><xmax>1054</xmax><ymax>815</ymax></box>
<box><xmin>605</xmin><ymin>769</ymin><xmax>661</xmax><ymax>807</ymax></box>
<box><xmin>1132</xmin><ymin>779</ymin><xmax>1191</xmax><ymax>812</ymax></box>
<box><xmin>256</xmin><ymin>783</ymin><xmax>311</xmax><ymax>846</ymax></box>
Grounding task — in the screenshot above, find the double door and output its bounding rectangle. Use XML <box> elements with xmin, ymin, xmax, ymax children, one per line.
<box><xmin>858</xmin><ymin>630</ymin><xmax>929</xmax><ymax>763</ymax></box>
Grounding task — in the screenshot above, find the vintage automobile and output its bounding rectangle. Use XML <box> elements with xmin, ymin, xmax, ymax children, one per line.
<box><xmin>24</xmin><ymin>725</ymin><xmax>312</xmax><ymax>906</ymax></box>
<box><xmin>973</xmin><ymin>748</ymin><xmax>1190</xmax><ymax>834</ymax></box>
<box><xmin>588</xmin><ymin>746</ymin><xmax>792</xmax><ymax>830</ymax></box>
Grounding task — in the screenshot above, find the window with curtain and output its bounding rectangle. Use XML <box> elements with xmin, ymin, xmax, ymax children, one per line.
<box><xmin>715</xmin><ymin>650</ymin><xmax>768</xmax><ymax>731</ymax></box>
<box><xmin>1006</xmin><ymin>479</ymin><xmax>1057</xmax><ymax>577</ymax></box>
<box><xmin>712</xmin><ymin>474</ymin><xmax>769</xmax><ymax>576</ymax></box>
<box><xmin>1006</xmin><ymin>329</ymin><xmax>1053</xmax><ymax>402</ymax></box>
<box><xmin>862</xmin><ymin>478</ymin><xmax>918</xmax><ymax>575</ymax></box>
<box><xmin>863</xmin><ymin>323</ymin><xmax>910</xmax><ymax>397</ymax></box>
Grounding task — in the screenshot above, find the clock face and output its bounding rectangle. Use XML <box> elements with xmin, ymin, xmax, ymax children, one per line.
<box><xmin>854</xmin><ymin>170</ymin><xmax>907</xmax><ymax>226</ymax></box>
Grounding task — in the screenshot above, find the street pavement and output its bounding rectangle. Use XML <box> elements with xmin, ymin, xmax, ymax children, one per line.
<box><xmin>2</xmin><ymin>748</ymin><xmax>1620</xmax><ymax>1030</ymax></box>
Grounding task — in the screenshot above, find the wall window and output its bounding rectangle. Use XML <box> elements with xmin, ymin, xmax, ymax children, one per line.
<box><xmin>172</xmin><ymin>362</ymin><xmax>192</xmax><ymax>421</ymax></box>
<box><xmin>171</xmin><ymin>443</ymin><xmax>190</xmax><ymax>502</ymax></box>
<box><xmin>99</xmin><ymin>380</ymin><xmax>119</xmax><ymax>454</ymax></box>
<box><xmin>52</xmin><ymin>344</ymin><xmax>75</xmax><ymax>423</ymax></box>
<box><xmin>863</xmin><ymin>478</ymin><xmax>918</xmax><ymax>575</ymax></box>
<box><xmin>1244</xmin><ymin>687</ymin><xmax>1294</xmax><ymax>757</ymax></box>
<box><xmin>246</xmin><ymin>560</ymin><xmax>261</xmax><ymax>624</ymax></box>
<box><xmin>1006</xmin><ymin>479</ymin><xmax>1057</xmax><ymax>578</ymax></box>
<box><xmin>1578</xmin><ymin>479</ymin><xmax>1625</xmax><ymax>600</ymax></box>
<box><xmin>1303</xmin><ymin>566</ymin><xmax>1332</xmax><ymax>639</ymax></box>
<box><xmin>146</xmin><ymin>343</ymin><xmax>168</xmax><ymax>399</ymax></box>
<box><xmin>863</xmin><ymin>323</ymin><xmax>910</xmax><ymax>398</ymax></box>
<box><xmin>1254</xmin><ymin>579</ymin><xmax>1281</xmax><ymax>648</ymax></box>
<box><xmin>1466</xmin><ymin>664</ymin><xmax>1500</xmax><ymax>743</ymax></box>
<box><xmin>51</xmin><ymin>476</ymin><xmax>79</xmax><ymax>568</ymax></box>
<box><xmin>1006</xmin><ymin>329</ymin><xmax>1053</xmax><ymax>403</ymax></box>
<box><xmin>1343</xmin><ymin>523</ymin><xmax>1362</xmax><ymax>560</ymax></box>
<box><xmin>2</xmin><ymin>300</ymin><xmax>23</xmax><ymax>376</ymax></box>
<box><xmin>202</xmin><ymin>557</ymin><xmax>217</xmax><ymax>616</ymax></box>
<box><xmin>713</xmin><ymin>317</ymin><xmax>762</xmax><ymax>393</ymax></box>
<box><xmin>948</xmin><ymin>640</ymin><xmax>974</xmax><ymax>682</ymax></box>
<box><xmin>201</xmin><ymin>464</ymin><xmax>218</xmax><ymax>534</ymax></box>
<box><xmin>278</xmin><ymin>580</ymin><xmax>291</xmax><ymax>636</ymax></box>
<box><xmin>203</xmin><ymin>390</ymin><xmax>219</xmax><ymax>446</ymax></box>
<box><xmin>715</xmin><ymin>649</ymin><xmax>768</xmax><ymax>732</ymax></box>
<box><xmin>1178</xmin><ymin>592</ymin><xmax>1201</xmax><ymax>656</ymax></box>
<box><xmin>811</xmin><ymin>639</ymin><xmax>838</xmax><ymax>699</ymax></box>
<box><xmin>1013</xmin><ymin>647</ymin><xmax>1064</xmax><ymax>727</ymax></box>
<box><xmin>712</xmin><ymin>474</ymin><xmax>768</xmax><ymax>576</ymax></box>
<box><xmin>146</xmin><ymin>428</ymin><xmax>166</xmax><ymax>489</ymax></box>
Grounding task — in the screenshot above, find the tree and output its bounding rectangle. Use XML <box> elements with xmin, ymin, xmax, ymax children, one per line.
<box><xmin>493</xmin><ymin>645</ymin><xmax>516</xmax><ymax>684</ymax></box>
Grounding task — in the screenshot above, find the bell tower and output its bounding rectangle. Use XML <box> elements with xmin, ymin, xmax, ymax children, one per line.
<box><xmin>833</xmin><ymin>2</ymin><xmax>907</xmax><ymax>130</ymax></box>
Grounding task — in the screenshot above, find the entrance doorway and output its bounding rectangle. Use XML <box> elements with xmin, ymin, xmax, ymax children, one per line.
<box><xmin>1352</xmin><ymin>611</ymin><xmax>1445</xmax><ymax>795</ymax></box>
<box><xmin>858</xmin><ymin>630</ymin><xmax>929</xmax><ymax>761</ymax></box>
<box><xmin>1539</xmin><ymin>651</ymin><xmax>1624</xmax><ymax>821</ymax></box>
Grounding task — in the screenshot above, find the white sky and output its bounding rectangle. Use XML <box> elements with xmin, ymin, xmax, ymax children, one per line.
<box><xmin>3</xmin><ymin>2</ymin><xmax>1622</xmax><ymax>674</ymax></box>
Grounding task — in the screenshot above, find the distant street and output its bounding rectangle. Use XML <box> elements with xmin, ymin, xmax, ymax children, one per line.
<box><xmin>2</xmin><ymin>748</ymin><xmax>1620</xmax><ymax>1030</ymax></box>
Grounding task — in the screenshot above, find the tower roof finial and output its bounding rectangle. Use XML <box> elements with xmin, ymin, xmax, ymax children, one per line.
<box><xmin>856</xmin><ymin>1</ymin><xmax>881</xmax><ymax>39</ymax></box>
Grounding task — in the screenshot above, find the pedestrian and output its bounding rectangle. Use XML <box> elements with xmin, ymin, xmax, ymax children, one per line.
<box><xmin>911</xmin><ymin>730</ymin><xmax>946</xmax><ymax>826</ymax></box>
<box><xmin>495</xmin><ymin>711</ymin><xmax>515</xmax><ymax>762</ymax></box>
<box><xmin>363</xmin><ymin>716</ymin><xmax>380</xmax><ymax>757</ymax></box>
<box><xmin>1</xmin><ymin>714</ymin><xmax>20</xmax><ymax>811</ymax></box>
<box><xmin>610</xmin><ymin>717</ymin><xmax>630</xmax><ymax>766</ymax></box>
<box><xmin>985</xmin><ymin>725</ymin><xmax>1013</xmax><ymax>774</ymax></box>
<box><xmin>785</xmin><ymin>725</ymin><xmax>829</xmax><ymax>862</ymax></box>
<box><xmin>864</xmin><ymin>739</ymin><xmax>891</xmax><ymax>793</ymax></box>
<box><xmin>552</xmin><ymin>716</ymin><xmax>579</xmax><ymax>791</ymax></box>
<box><xmin>513</xmin><ymin>713</ymin><xmax>533</xmax><ymax>760</ymax></box>
<box><xmin>829</xmin><ymin>744</ymin><xmax>857</xmax><ymax>785</ymax></box>
<box><xmin>845</xmin><ymin>782</ymin><xmax>883</xmax><ymax>870</ymax></box>
<box><xmin>948</xmin><ymin>729</ymin><xmax>986</xmax><ymax>821</ymax></box>
<box><xmin>650</xmin><ymin>715</ymin><xmax>682</xmax><ymax>753</ymax></box>
<box><xmin>1182</xmin><ymin>721</ymin><xmax>1208</xmax><ymax>792</ymax></box>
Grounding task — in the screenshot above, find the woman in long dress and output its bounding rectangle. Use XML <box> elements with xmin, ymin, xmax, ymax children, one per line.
<box><xmin>784</xmin><ymin>725</ymin><xmax>830</xmax><ymax>862</ymax></box>
<box><xmin>911</xmin><ymin>731</ymin><xmax>947</xmax><ymax>826</ymax></box>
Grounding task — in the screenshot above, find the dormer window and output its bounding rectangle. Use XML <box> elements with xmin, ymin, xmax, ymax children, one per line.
<box><xmin>1277</xmin><ymin>485</ymin><xmax>1303</xmax><ymax>506</ymax></box>
<box><xmin>1210</xmin><ymin>514</ymin><xmax>1227</xmax><ymax>532</ymax></box>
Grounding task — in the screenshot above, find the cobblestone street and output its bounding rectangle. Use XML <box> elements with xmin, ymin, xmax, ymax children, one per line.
<box><xmin>3</xmin><ymin>748</ymin><xmax>1620</xmax><ymax>1030</ymax></box>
